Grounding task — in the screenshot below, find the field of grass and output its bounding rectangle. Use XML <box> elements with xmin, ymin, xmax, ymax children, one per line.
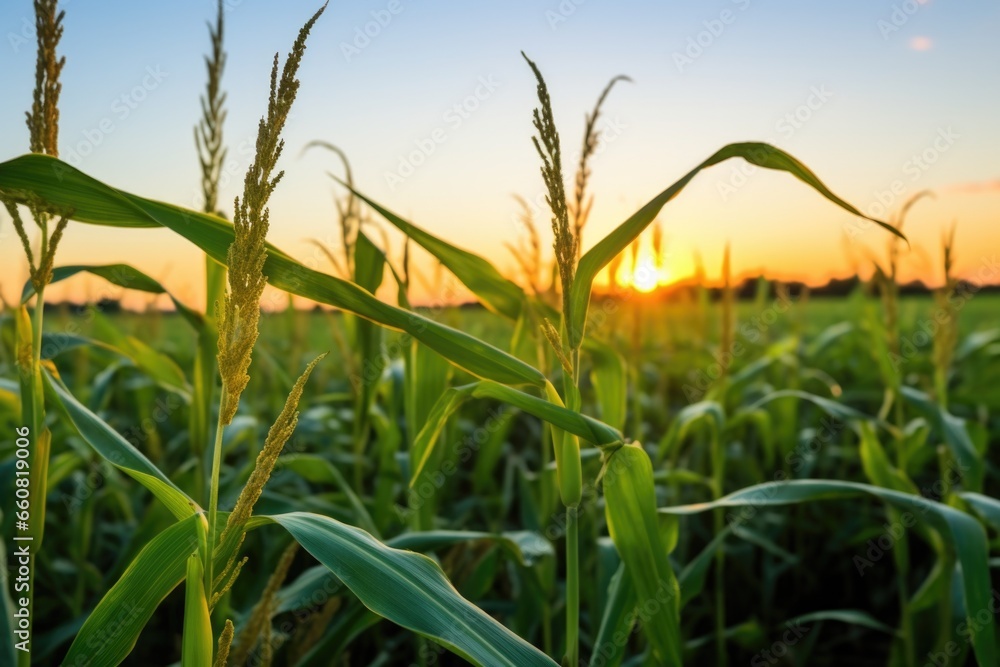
<box><xmin>1</xmin><ymin>2</ymin><xmax>998</xmax><ymax>666</ymax></box>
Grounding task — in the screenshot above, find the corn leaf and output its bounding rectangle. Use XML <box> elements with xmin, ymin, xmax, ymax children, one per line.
<box><xmin>660</xmin><ymin>479</ymin><xmax>997</xmax><ymax>666</ymax></box>
<box><xmin>569</xmin><ymin>142</ymin><xmax>903</xmax><ymax>347</ymax></box>
<box><xmin>62</xmin><ymin>514</ymin><xmax>203</xmax><ymax>667</ymax></box>
<box><xmin>901</xmin><ymin>386</ymin><xmax>984</xmax><ymax>493</ymax></box>
<box><xmin>409</xmin><ymin>381</ymin><xmax>623</xmax><ymax>486</ymax></box>
<box><xmin>270</xmin><ymin>512</ymin><xmax>557</xmax><ymax>666</ymax></box>
<box><xmin>181</xmin><ymin>554</ymin><xmax>213</xmax><ymax>667</ymax></box>
<box><xmin>0</xmin><ymin>154</ymin><xmax>544</xmax><ymax>387</ymax></box>
<box><xmin>43</xmin><ymin>371</ymin><xmax>198</xmax><ymax>520</ymax></box>
<box><xmin>344</xmin><ymin>183</ymin><xmax>528</xmax><ymax>320</ymax></box>
<box><xmin>603</xmin><ymin>443</ymin><xmax>683</xmax><ymax>666</ymax></box>
<box><xmin>588</xmin><ymin>339</ymin><xmax>628</xmax><ymax>432</ymax></box>
<box><xmin>21</xmin><ymin>263</ymin><xmax>203</xmax><ymax>330</ymax></box>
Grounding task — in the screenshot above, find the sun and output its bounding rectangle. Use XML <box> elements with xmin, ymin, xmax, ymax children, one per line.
<box><xmin>615</xmin><ymin>248</ymin><xmax>671</xmax><ymax>293</ymax></box>
<box><xmin>630</xmin><ymin>260</ymin><xmax>660</xmax><ymax>292</ymax></box>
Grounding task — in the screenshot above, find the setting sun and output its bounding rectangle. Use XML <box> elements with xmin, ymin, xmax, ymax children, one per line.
<box><xmin>614</xmin><ymin>232</ymin><xmax>672</xmax><ymax>292</ymax></box>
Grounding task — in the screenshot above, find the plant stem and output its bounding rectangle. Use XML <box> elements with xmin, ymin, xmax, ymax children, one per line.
<box><xmin>205</xmin><ymin>393</ymin><xmax>227</xmax><ymax>592</ymax></box>
<box><xmin>18</xmin><ymin>284</ymin><xmax>47</xmax><ymax>667</ymax></box>
<box><xmin>565</xmin><ymin>505</ymin><xmax>580</xmax><ymax>667</ymax></box>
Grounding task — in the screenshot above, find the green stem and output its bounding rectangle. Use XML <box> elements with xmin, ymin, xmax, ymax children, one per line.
<box><xmin>18</xmin><ymin>285</ymin><xmax>47</xmax><ymax>667</ymax></box>
<box><xmin>712</xmin><ymin>432</ymin><xmax>727</xmax><ymax>667</ymax></box>
<box><xmin>565</xmin><ymin>505</ymin><xmax>580</xmax><ymax>667</ymax></box>
<box><xmin>205</xmin><ymin>394</ymin><xmax>227</xmax><ymax>593</ymax></box>
<box><xmin>892</xmin><ymin>398</ymin><xmax>915</xmax><ymax>666</ymax></box>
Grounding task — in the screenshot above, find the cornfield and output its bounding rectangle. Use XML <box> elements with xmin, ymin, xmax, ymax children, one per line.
<box><xmin>1</xmin><ymin>2</ymin><xmax>998</xmax><ymax>666</ymax></box>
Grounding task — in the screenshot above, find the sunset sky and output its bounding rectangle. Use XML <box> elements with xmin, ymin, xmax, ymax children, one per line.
<box><xmin>1</xmin><ymin>0</ymin><xmax>998</xmax><ymax>308</ymax></box>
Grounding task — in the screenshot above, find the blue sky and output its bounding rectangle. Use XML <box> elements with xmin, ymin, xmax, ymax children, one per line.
<box><xmin>1</xmin><ymin>0</ymin><xmax>998</xmax><ymax>305</ymax></box>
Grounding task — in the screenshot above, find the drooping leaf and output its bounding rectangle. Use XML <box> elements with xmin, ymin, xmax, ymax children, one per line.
<box><xmin>21</xmin><ymin>263</ymin><xmax>203</xmax><ymax>330</ymax></box>
<box><xmin>0</xmin><ymin>154</ymin><xmax>545</xmax><ymax>387</ymax></box>
<box><xmin>569</xmin><ymin>142</ymin><xmax>903</xmax><ymax>347</ymax></box>
<box><xmin>43</xmin><ymin>371</ymin><xmax>198</xmax><ymax>520</ymax></box>
<box><xmin>62</xmin><ymin>515</ymin><xmax>204</xmax><ymax>666</ymax></box>
<box><xmin>270</xmin><ymin>512</ymin><xmax>557</xmax><ymax>666</ymax></box>
<box><xmin>660</xmin><ymin>480</ymin><xmax>997</xmax><ymax>666</ymax></box>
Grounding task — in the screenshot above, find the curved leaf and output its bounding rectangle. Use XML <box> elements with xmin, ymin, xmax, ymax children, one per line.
<box><xmin>569</xmin><ymin>142</ymin><xmax>902</xmax><ymax>347</ymax></box>
<box><xmin>660</xmin><ymin>479</ymin><xmax>997</xmax><ymax>666</ymax></box>
<box><xmin>43</xmin><ymin>371</ymin><xmax>198</xmax><ymax>520</ymax></box>
<box><xmin>901</xmin><ymin>386</ymin><xmax>984</xmax><ymax>493</ymax></box>
<box><xmin>409</xmin><ymin>381</ymin><xmax>623</xmax><ymax>486</ymax></box>
<box><xmin>62</xmin><ymin>514</ymin><xmax>203</xmax><ymax>667</ymax></box>
<box><xmin>0</xmin><ymin>154</ymin><xmax>544</xmax><ymax>387</ymax></box>
<box><xmin>656</xmin><ymin>401</ymin><xmax>724</xmax><ymax>464</ymax></box>
<box><xmin>341</xmin><ymin>183</ymin><xmax>527</xmax><ymax>320</ymax></box>
<box><xmin>21</xmin><ymin>263</ymin><xmax>203</xmax><ymax>330</ymax></box>
<box><xmin>270</xmin><ymin>512</ymin><xmax>557</xmax><ymax>666</ymax></box>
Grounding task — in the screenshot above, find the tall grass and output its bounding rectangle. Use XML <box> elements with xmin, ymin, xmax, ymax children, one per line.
<box><xmin>1</xmin><ymin>3</ymin><xmax>998</xmax><ymax>667</ymax></box>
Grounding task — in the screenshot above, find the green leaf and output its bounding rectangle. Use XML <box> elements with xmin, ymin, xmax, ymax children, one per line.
<box><xmin>0</xmin><ymin>154</ymin><xmax>544</xmax><ymax>387</ymax></box>
<box><xmin>388</xmin><ymin>530</ymin><xmax>554</xmax><ymax>567</ymax></box>
<box><xmin>678</xmin><ymin>526</ymin><xmax>733</xmax><ymax>608</ymax></box>
<box><xmin>568</xmin><ymin>142</ymin><xmax>903</xmax><ymax>348</ymax></box>
<box><xmin>62</xmin><ymin>514</ymin><xmax>203</xmax><ymax>666</ymax></box>
<box><xmin>961</xmin><ymin>492</ymin><xmax>1000</xmax><ymax>531</ymax></box>
<box><xmin>181</xmin><ymin>553</ymin><xmax>213</xmax><ymax>667</ymax></box>
<box><xmin>408</xmin><ymin>381</ymin><xmax>623</xmax><ymax>486</ymax></box>
<box><xmin>901</xmin><ymin>386</ymin><xmax>984</xmax><ymax>493</ymax></box>
<box><xmin>656</xmin><ymin>401</ymin><xmax>725</xmax><ymax>464</ymax></box>
<box><xmin>90</xmin><ymin>308</ymin><xmax>191</xmax><ymax>396</ymax></box>
<box><xmin>746</xmin><ymin>389</ymin><xmax>879</xmax><ymax>425</ymax></box>
<box><xmin>21</xmin><ymin>263</ymin><xmax>204</xmax><ymax>330</ymax></box>
<box><xmin>343</xmin><ymin>183</ymin><xmax>528</xmax><ymax>320</ymax></box>
<box><xmin>785</xmin><ymin>609</ymin><xmax>897</xmax><ymax>635</ymax></box>
<box><xmin>352</xmin><ymin>230</ymin><xmax>387</xmax><ymax>429</ymax></box>
<box><xmin>858</xmin><ymin>421</ymin><xmax>918</xmax><ymax>494</ymax></box>
<box><xmin>603</xmin><ymin>443</ymin><xmax>682</xmax><ymax>666</ymax></box>
<box><xmin>588</xmin><ymin>339</ymin><xmax>628</xmax><ymax>432</ymax></box>
<box><xmin>280</xmin><ymin>453</ymin><xmax>379</xmax><ymax>537</ymax></box>
<box><xmin>270</xmin><ymin>512</ymin><xmax>557</xmax><ymax>666</ymax></box>
<box><xmin>43</xmin><ymin>371</ymin><xmax>198</xmax><ymax>520</ymax></box>
<box><xmin>591</xmin><ymin>564</ymin><xmax>637</xmax><ymax>667</ymax></box>
<box><xmin>660</xmin><ymin>479</ymin><xmax>998</xmax><ymax>666</ymax></box>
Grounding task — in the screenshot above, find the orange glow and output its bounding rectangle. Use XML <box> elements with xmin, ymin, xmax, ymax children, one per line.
<box><xmin>615</xmin><ymin>235</ymin><xmax>672</xmax><ymax>293</ymax></box>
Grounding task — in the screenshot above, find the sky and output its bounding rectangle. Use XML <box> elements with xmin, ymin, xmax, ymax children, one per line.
<box><xmin>1</xmin><ymin>0</ymin><xmax>998</xmax><ymax>308</ymax></box>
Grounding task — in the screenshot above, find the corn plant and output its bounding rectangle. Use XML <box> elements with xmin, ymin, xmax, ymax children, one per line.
<box><xmin>2</xmin><ymin>2</ymin><xmax>999</xmax><ymax>666</ymax></box>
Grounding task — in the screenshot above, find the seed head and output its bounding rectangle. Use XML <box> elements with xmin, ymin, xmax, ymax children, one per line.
<box><xmin>216</xmin><ymin>3</ymin><xmax>326</xmax><ymax>423</ymax></box>
<box><xmin>219</xmin><ymin>353</ymin><xmax>326</xmax><ymax>544</ymax></box>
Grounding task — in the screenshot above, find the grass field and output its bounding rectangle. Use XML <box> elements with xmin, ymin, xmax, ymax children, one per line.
<box><xmin>1</xmin><ymin>1</ymin><xmax>998</xmax><ymax>666</ymax></box>
<box><xmin>1</xmin><ymin>292</ymin><xmax>998</xmax><ymax>665</ymax></box>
